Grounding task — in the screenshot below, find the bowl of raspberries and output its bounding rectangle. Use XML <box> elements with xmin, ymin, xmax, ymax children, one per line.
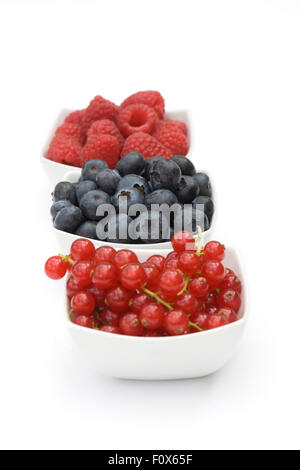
<box><xmin>41</xmin><ymin>90</ymin><xmax>192</xmax><ymax>184</ymax></box>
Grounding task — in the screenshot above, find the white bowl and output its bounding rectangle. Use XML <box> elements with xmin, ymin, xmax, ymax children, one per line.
<box><xmin>53</xmin><ymin>165</ymin><xmax>215</xmax><ymax>252</ymax></box>
<box><xmin>66</xmin><ymin>245</ymin><xmax>247</xmax><ymax>380</ymax></box>
<box><xmin>41</xmin><ymin>109</ymin><xmax>192</xmax><ymax>186</ymax></box>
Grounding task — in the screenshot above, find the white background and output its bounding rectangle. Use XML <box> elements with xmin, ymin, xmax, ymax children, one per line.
<box><xmin>0</xmin><ymin>0</ymin><xmax>299</xmax><ymax>450</ymax></box>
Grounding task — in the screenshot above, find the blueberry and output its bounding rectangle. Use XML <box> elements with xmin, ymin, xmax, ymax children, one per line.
<box><xmin>173</xmin><ymin>206</ymin><xmax>209</xmax><ymax>233</ymax></box>
<box><xmin>192</xmin><ymin>195</ymin><xmax>214</xmax><ymax>223</ymax></box>
<box><xmin>145</xmin><ymin>189</ymin><xmax>178</xmax><ymax>208</ymax></box>
<box><xmin>149</xmin><ymin>159</ymin><xmax>182</xmax><ymax>191</ymax></box>
<box><xmin>79</xmin><ymin>190</ymin><xmax>111</xmax><ymax>221</ymax></box>
<box><xmin>171</xmin><ymin>155</ymin><xmax>196</xmax><ymax>176</ymax></box>
<box><xmin>81</xmin><ymin>159</ymin><xmax>108</xmax><ymax>182</ymax></box>
<box><xmin>50</xmin><ymin>200</ymin><xmax>73</xmax><ymax>221</ymax></box>
<box><xmin>112</xmin><ymin>187</ymin><xmax>144</xmax><ymax>212</ymax></box>
<box><xmin>53</xmin><ymin>181</ymin><xmax>77</xmax><ymax>205</ymax></box>
<box><xmin>134</xmin><ymin>211</ymin><xmax>171</xmax><ymax>244</ymax></box>
<box><xmin>193</xmin><ymin>172</ymin><xmax>212</xmax><ymax>197</ymax></box>
<box><xmin>116</xmin><ymin>152</ymin><xmax>145</xmax><ymax>176</ymax></box>
<box><xmin>175</xmin><ymin>176</ymin><xmax>199</xmax><ymax>203</ymax></box>
<box><xmin>96</xmin><ymin>169</ymin><xmax>121</xmax><ymax>195</ymax></box>
<box><xmin>54</xmin><ymin>206</ymin><xmax>83</xmax><ymax>233</ymax></box>
<box><xmin>75</xmin><ymin>180</ymin><xmax>97</xmax><ymax>201</ymax></box>
<box><xmin>117</xmin><ymin>174</ymin><xmax>150</xmax><ymax>196</ymax></box>
<box><xmin>104</xmin><ymin>213</ymin><xmax>134</xmax><ymax>244</ymax></box>
<box><xmin>75</xmin><ymin>220</ymin><xmax>98</xmax><ymax>240</ymax></box>
<box><xmin>144</xmin><ymin>156</ymin><xmax>165</xmax><ymax>179</ymax></box>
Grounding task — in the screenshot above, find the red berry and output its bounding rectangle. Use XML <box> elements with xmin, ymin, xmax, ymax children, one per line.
<box><xmin>220</xmin><ymin>274</ymin><xmax>242</xmax><ymax>294</ymax></box>
<box><xmin>92</xmin><ymin>262</ymin><xmax>118</xmax><ymax>290</ymax></box>
<box><xmin>74</xmin><ymin>315</ymin><xmax>94</xmax><ymax>329</ymax></box>
<box><xmin>46</xmin><ymin>135</ymin><xmax>81</xmax><ymax>166</ymax></box>
<box><xmin>71</xmin><ymin>260</ymin><xmax>93</xmax><ymax>288</ymax></box>
<box><xmin>155</xmin><ymin>119</ymin><xmax>187</xmax><ymax>136</ymax></box>
<box><xmin>94</xmin><ymin>246</ymin><xmax>117</xmax><ymax>264</ymax></box>
<box><xmin>105</xmin><ymin>286</ymin><xmax>132</xmax><ymax>312</ymax></box>
<box><xmin>191</xmin><ymin>312</ymin><xmax>208</xmax><ymax>330</ymax></box>
<box><xmin>204</xmin><ymin>314</ymin><xmax>228</xmax><ymax>330</ymax></box>
<box><xmin>55</xmin><ymin>122</ymin><xmax>83</xmax><ymax>144</ymax></box>
<box><xmin>175</xmin><ymin>293</ymin><xmax>198</xmax><ymax>315</ymax></box>
<box><xmin>99</xmin><ymin>325</ymin><xmax>121</xmax><ymax>334</ymax></box>
<box><xmin>217</xmin><ymin>289</ymin><xmax>241</xmax><ymax>313</ymax></box>
<box><xmin>71</xmin><ymin>291</ymin><xmax>96</xmax><ymax>316</ymax></box>
<box><xmin>130</xmin><ymin>293</ymin><xmax>150</xmax><ymax>314</ymax></box>
<box><xmin>164</xmin><ymin>258</ymin><xmax>179</xmax><ymax>271</ymax></box>
<box><xmin>70</xmin><ymin>238</ymin><xmax>95</xmax><ymax>261</ymax></box>
<box><xmin>64</xmin><ymin>109</ymin><xmax>85</xmax><ymax>125</ymax></box>
<box><xmin>100</xmin><ymin>308</ymin><xmax>120</xmax><ymax>327</ymax></box>
<box><xmin>171</xmin><ymin>231</ymin><xmax>196</xmax><ymax>252</ymax></box>
<box><xmin>166</xmin><ymin>251</ymin><xmax>179</xmax><ymax>262</ymax></box>
<box><xmin>144</xmin><ymin>329</ymin><xmax>165</xmax><ymax>337</ymax></box>
<box><xmin>66</xmin><ymin>276</ymin><xmax>81</xmax><ymax>298</ymax></box>
<box><xmin>189</xmin><ymin>276</ymin><xmax>209</xmax><ymax>298</ymax></box>
<box><xmin>113</xmin><ymin>249</ymin><xmax>138</xmax><ymax>271</ymax></box>
<box><xmin>159</xmin><ymin>269</ymin><xmax>185</xmax><ymax>297</ymax></box>
<box><xmin>121</xmin><ymin>90</ymin><xmax>165</xmax><ymax>119</ymax></box>
<box><xmin>139</xmin><ymin>303</ymin><xmax>165</xmax><ymax>330</ymax></box>
<box><xmin>120</xmin><ymin>263</ymin><xmax>146</xmax><ymax>290</ymax></box>
<box><xmin>118</xmin><ymin>104</ymin><xmax>159</xmax><ymax>137</ymax></box>
<box><xmin>81</xmin><ymin>95</ymin><xmax>119</xmax><ymax>134</ymax></box>
<box><xmin>205</xmin><ymin>291</ymin><xmax>218</xmax><ymax>307</ymax></box>
<box><xmin>204</xmin><ymin>241</ymin><xmax>225</xmax><ymax>262</ymax></box>
<box><xmin>142</xmin><ymin>262</ymin><xmax>160</xmax><ymax>291</ymax></box>
<box><xmin>45</xmin><ymin>256</ymin><xmax>68</xmax><ymax>280</ymax></box>
<box><xmin>178</xmin><ymin>251</ymin><xmax>202</xmax><ymax>275</ymax></box>
<box><xmin>154</xmin><ymin>126</ymin><xmax>189</xmax><ymax>156</ymax></box>
<box><xmin>121</xmin><ymin>132</ymin><xmax>172</xmax><ymax>159</ymax></box>
<box><xmin>216</xmin><ymin>307</ymin><xmax>238</xmax><ymax>323</ymax></box>
<box><xmin>87</xmin><ymin>119</ymin><xmax>124</xmax><ymax>150</ymax></box>
<box><xmin>201</xmin><ymin>260</ymin><xmax>225</xmax><ymax>287</ymax></box>
<box><xmin>80</xmin><ymin>134</ymin><xmax>120</xmax><ymax>168</ymax></box>
<box><xmin>164</xmin><ymin>309</ymin><xmax>189</xmax><ymax>336</ymax></box>
<box><xmin>119</xmin><ymin>313</ymin><xmax>144</xmax><ymax>336</ymax></box>
<box><xmin>86</xmin><ymin>285</ymin><xmax>106</xmax><ymax>307</ymax></box>
<box><xmin>147</xmin><ymin>255</ymin><xmax>165</xmax><ymax>272</ymax></box>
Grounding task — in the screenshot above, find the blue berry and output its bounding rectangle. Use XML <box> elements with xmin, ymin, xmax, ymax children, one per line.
<box><xmin>75</xmin><ymin>221</ymin><xmax>98</xmax><ymax>240</ymax></box>
<box><xmin>112</xmin><ymin>187</ymin><xmax>144</xmax><ymax>212</ymax></box>
<box><xmin>135</xmin><ymin>211</ymin><xmax>171</xmax><ymax>244</ymax></box>
<box><xmin>54</xmin><ymin>206</ymin><xmax>83</xmax><ymax>233</ymax></box>
<box><xmin>53</xmin><ymin>181</ymin><xmax>77</xmax><ymax>205</ymax></box>
<box><xmin>96</xmin><ymin>169</ymin><xmax>121</xmax><ymax>195</ymax></box>
<box><xmin>175</xmin><ymin>176</ymin><xmax>199</xmax><ymax>203</ymax></box>
<box><xmin>81</xmin><ymin>159</ymin><xmax>108</xmax><ymax>182</ymax></box>
<box><xmin>193</xmin><ymin>172</ymin><xmax>212</xmax><ymax>197</ymax></box>
<box><xmin>79</xmin><ymin>190</ymin><xmax>111</xmax><ymax>221</ymax></box>
<box><xmin>75</xmin><ymin>180</ymin><xmax>97</xmax><ymax>201</ymax></box>
<box><xmin>173</xmin><ymin>206</ymin><xmax>209</xmax><ymax>233</ymax></box>
<box><xmin>106</xmin><ymin>213</ymin><xmax>133</xmax><ymax>244</ymax></box>
<box><xmin>149</xmin><ymin>159</ymin><xmax>181</xmax><ymax>191</ymax></box>
<box><xmin>171</xmin><ymin>155</ymin><xmax>196</xmax><ymax>176</ymax></box>
<box><xmin>116</xmin><ymin>152</ymin><xmax>145</xmax><ymax>176</ymax></box>
<box><xmin>192</xmin><ymin>195</ymin><xmax>214</xmax><ymax>223</ymax></box>
<box><xmin>50</xmin><ymin>200</ymin><xmax>73</xmax><ymax>221</ymax></box>
<box><xmin>145</xmin><ymin>189</ymin><xmax>178</xmax><ymax>208</ymax></box>
<box><xmin>117</xmin><ymin>174</ymin><xmax>150</xmax><ymax>196</ymax></box>
<box><xmin>144</xmin><ymin>156</ymin><xmax>165</xmax><ymax>179</ymax></box>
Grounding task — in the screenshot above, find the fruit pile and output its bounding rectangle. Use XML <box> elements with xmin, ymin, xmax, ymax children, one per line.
<box><xmin>44</xmin><ymin>230</ymin><xmax>242</xmax><ymax>336</ymax></box>
<box><xmin>46</xmin><ymin>91</ymin><xmax>190</xmax><ymax>168</ymax></box>
<box><xmin>51</xmin><ymin>154</ymin><xmax>214</xmax><ymax>243</ymax></box>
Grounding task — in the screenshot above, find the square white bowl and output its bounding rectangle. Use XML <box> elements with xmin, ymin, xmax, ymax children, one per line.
<box><xmin>65</xmin><ymin>245</ymin><xmax>247</xmax><ymax>380</ymax></box>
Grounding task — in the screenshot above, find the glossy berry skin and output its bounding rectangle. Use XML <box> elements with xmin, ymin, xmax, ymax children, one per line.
<box><xmin>92</xmin><ymin>262</ymin><xmax>118</xmax><ymax>290</ymax></box>
<box><xmin>100</xmin><ymin>308</ymin><xmax>120</xmax><ymax>326</ymax></box>
<box><xmin>139</xmin><ymin>303</ymin><xmax>165</xmax><ymax>330</ymax></box>
<box><xmin>171</xmin><ymin>231</ymin><xmax>196</xmax><ymax>252</ymax></box>
<box><xmin>204</xmin><ymin>314</ymin><xmax>228</xmax><ymax>330</ymax></box>
<box><xmin>164</xmin><ymin>310</ymin><xmax>189</xmax><ymax>336</ymax></box>
<box><xmin>74</xmin><ymin>315</ymin><xmax>94</xmax><ymax>329</ymax></box>
<box><xmin>216</xmin><ymin>307</ymin><xmax>238</xmax><ymax>323</ymax></box>
<box><xmin>142</xmin><ymin>263</ymin><xmax>160</xmax><ymax>291</ymax></box>
<box><xmin>189</xmin><ymin>277</ymin><xmax>209</xmax><ymax>298</ymax></box>
<box><xmin>86</xmin><ymin>285</ymin><xmax>106</xmax><ymax>307</ymax></box>
<box><xmin>130</xmin><ymin>293</ymin><xmax>149</xmax><ymax>314</ymax></box>
<box><xmin>45</xmin><ymin>256</ymin><xmax>68</xmax><ymax>280</ymax></box>
<box><xmin>70</xmin><ymin>238</ymin><xmax>95</xmax><ymax>261</ymax></box>
<box><xmin>220</xmin><ymin>274</ymin><xmax>242</xmax><ymax>294</ymax></box>
<box><xmin>164</xmin><ymin>258</ymin><xmax>179</xmax><ymax>271</ymax></box>
<box><xmin>120</xmin><ymin>263</ymin><xmax>146</xmax><ymax>290</ymax></box>
<box><xmin>94</xmin><ymin>246</ymin><xmax>116</xmax><ymax>264</ymax></box>
<box><xmin>159</xmin><ymin>269</ymin><xmax>185</xmax><ymax>297</ymax></box>
<box><xmin>147</xmin><ymin>255</ymin><xmax>165</xmax><ymax>272</ymax></box>
<box><xmin>191</xmin><ymin>312</ymin><xmax>208</xmax><ymax>330</ymax></box>
<box><xmin>119</xmin><ymin>313</ymin><xmax>144</xmax><ymax>336</ymax></box>
<box><xmin>100</xmin><ymin>325</ymin><xmax>120</xmax><ymax>334</ymax></box>
<box><xmin>175</xmin><ymin>293</ymin><xmax>198</xmax><ymax>315</ymax></box>
<box><xmin>178</xmin><ymin>251</ymin><xmax>202</xmax><ymax>275</ymax></box>
<box><xmin>217</xmin><ymin>289</ymin><xmax>241</xmax><ymax>313</ymax></box>
<box><xmin>105</xmin><ymin>286</ymin><xmax>132</xmax><ymax>312</ymax></box>
<box><xmin>204</xmin><ymin>241</ymin><xmax>225</xmax><ymax>262</ymax></box>
<box><xmin>201</xmin><ymin>260</ymin><xmax>225</xmax><ymax>287</ymax></box>
<box><xmin>66</xmin><ymin>276</ymin><xmax>81</xmax><ymax>298</ymax></box>
<box><xmin>71</xmin><ymin>291</ymin><xmax>96</xmax><ymax>316</ymax></box>
<box><xmin>71</xmin><ymin>260</ymin><xmax>93</xmax><ymax>288</ymax></box>
<box><xmin>113</xmin><ymin>249</ymin><xmax>138</xmax><ymax>271</ymax></box>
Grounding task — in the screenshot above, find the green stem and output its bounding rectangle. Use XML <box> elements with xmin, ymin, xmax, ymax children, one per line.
<box><xmin>177</xmin><ymin>275</ymin><xmax>191</xmax><ymax>296</ymax></box>
<box><xmin>141</xmin><ymin>287</ymin><xmax>173</xmax><ymax>311</ymax></box>
<box><xmin>60</xmin><ymin>254</ymin><xmax>75</xmax><ymax>266</ymax></box>
<box><xmin>189</xmin><ymin>321</ymin><xmax>203</xmax><ymax>332</ymax></box>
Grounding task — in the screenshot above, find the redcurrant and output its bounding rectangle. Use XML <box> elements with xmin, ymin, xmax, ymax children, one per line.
<box><xmin>216</xmin><ymin>307</ymin><xmax>238</xmax><ymax>323</ymax></box>
<box><xmin>70</xmin><ymin>238</ymin><xmax>95</xmax><ymax>261</ymax></box>
<box><xmin>100</xmin><ymin>325</ymin><xmax>121</xmax><ymax>334</ymax></box>
<box><xmin>120</xmin><ymin>263</ymin><xmax>146</xmax><ymax>290</ymax></box>
<box><xmin>159</xmin><ymin>269</ymin><xmax>185</xmax><ymax>297</ymax></box>
<box><xmin>71</xmin><ymin>260</ymin><xmax>93</xmax><ymax>288</ymax></box>
<box><xmin>147</xmin><ymin>255</ymin><xmax>165</xmax><ymax>272</ymax></box>
<box><xmin>164</xmin><ymin>309</ymin><xmax>189</xmax><ymax>335</ymax></box>
<box><xmin>204</xmin><ymin>241</ymin><xmax>225</xmax><ymax>262</ymax></box>
<box><xmin>201</xmin><ymin>260</ymin><xmax>225</xmax><ymax>287</ymax></box>
<box><xmin>100</xmin><ymin>308</ymin><xmax>120</xmax><ymax>326</ymax></box>
<box><xmin>217</xmin><ymin>289</ymin><xmax>241</xmax><ymax>312</ymax></box>
<box><xmin>204</xmin><ymin>314</ymin><xmax>228</xmax><ymax>330</ymax></box>
<box><xmin>105</xmin><ymin>286</ymin><xmax>132</xmax><ymax>312</ymax></box>
<box><xmin>178</xmin><ymin>251</ymin><xmax>202</xmax><ymax>275</ymax></box>
<box><xmin>71</xmin><ymin>291</ymin><xmax>96</xmax><ymax>316</ymax></box>
<box><xmin>74</xmin><ymin>315</ymin><xmax>94</xmax><ymax>329</ymax></box>
<box><xmin>119</xmin><ymin>313</ymin><xmax>144</xmax><ymax>336</ymax></box>
<box><xmin>175</xmin><ymin>293</ymin><xmax>198</xmax><ymax>315</ymax></box>
<box><xmin>94</xmin><ymin>246</ymin><xmax>117</xmax><ymax>264</ymax></box>
<box><xmin>92</xmin><ymin>262</ymin><xmax>118</xmax><ymax>290</ymax></box>
<box><xmin>189</xmin><ymin>276</ymin><xmax>209</xmax><ymax>298</ymax></box>
<box><xmin>113</xmin><ymin>249</ymin><xmax>138</xmax><ymax>271</ymax></box>
<box><xmin>66</xmin><ymin>276</ymin><xmax>81</xmax><ymax>298</ymax></box>
<box><xmin>86</xmin><ymin>285</ymin><xmax>106</xmax><ymax>307</ymax></box>
<box><xmin>45</xmin><ymin>256</ymin><xmax>68</xmax><ymax>280</ymax></box>
<box><xmin>142</xmin><ymin>262</ymin><xmax>160</xmax><ymax>291</ymax></box>
<box><xmin>171</xmin><ymin>231</ymin><xmax>196</xmax><ymax>252</ymax></box>
<box><xmin>139</xmin><ymin>303</ymin><xmax>165</xmax><ymax>330</ymax></box>
<box><xmin>130</xmin><ymin>293</ymin><xmax>150</xmax><ymax>314</ymax></box>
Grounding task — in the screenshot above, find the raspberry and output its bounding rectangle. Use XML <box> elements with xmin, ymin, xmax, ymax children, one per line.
<box><xmin>55</xmin><ymin>122</ymin><xmax>84</xmax><ymax>144</ymax></box>
<box><xmin>87</xmin><ymin>119</ymin><xmax>124</xmax><ymax>150</ymax></box>
<box><xmin>156</xmin><ymin>119</ymin><xmax>188</xmax><ymax>136</ymax></box>
<box><xmin>118</xmin><ymin>104</ymin><xmax>159</xmax><ymax>137</ymax></box>
<box><xmin>121</xmin><ymin>90</ymin><xmax>165</xmax><ymax>119</ymax></box>
<box><xmin>64</xmin><ymin>109</ymin><xmax>85</xmax><ymax>125</ymax></box>
<box><xmin>80</xmin><ymin>134</ymin><xmax>120</xmax><ymax>168</ymax></box>
<box><xmin>121</xmin><ymin>132</ymin><xmax>172</xmax><ymax>159</ymax></box>
<box><xmin>46</xmin><ymin>135</ymin><xmax>81</xmax><ymax>166</ymax></box>
<box><xmin>81</xmin><ymin>96</ymin><xmax>119</xmax><ymax>136</ymax></box>
<box><xmin>154</xmin><ymin>127</ymin><xmax>189</xmax><ymax>156</ymax></box>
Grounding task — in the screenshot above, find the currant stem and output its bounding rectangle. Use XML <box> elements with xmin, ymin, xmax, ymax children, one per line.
<box><xmin>141</xmin><ymin>286</ymin><xmax>173</xmax><ymax>311</ymax></box>
<box><xmin>189</xmin><ymin>321</ymin><xmax>203</xmax><ymax>332</ymax></box>
<box><xmin>59</xmin><ymin>254</ymin><xmax>75</xmax><ymax>266</ymax></box>
<box><xmin>177</xmin><ymin>276</ymin><xmax>191</xmax><ymax>296</ymax></box>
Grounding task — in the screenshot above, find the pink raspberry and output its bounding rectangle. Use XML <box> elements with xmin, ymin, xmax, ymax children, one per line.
<box><xmin>80</xmin><ymin>134</ymin><xmax>120</xmax><ymax>168</ymax></box>
<box><xmin>46</xmin><ymin>135</ymin><xmax>81</xmax><ymax>166</ymax></box>
<box><xmin>87</xmin><ymin>119</ymin><xmax>124</xmax><ymax>150</ymax></box>
<box><xmin>81</xmin><ymin>96</ymin><xmax>119</xmax><ymax>137</ymax></box>
<box><xmin>121</xmin><ymin>132</ymin><xmax>172</xmax><ymax>159</ymax></box>
<box><xmin>118</xmin><ymin>104</ymin><xmax>159</xmax><ymax>137</ymax></box>
<box><xmin>121</xmin><ymin>90</ymin><xmax>165</xmax><ymax>118</ymax></box>
<box><xmin>64</xmin><ymin>109</ymin><xmax>85</xmax><ymax>125</ymax></box>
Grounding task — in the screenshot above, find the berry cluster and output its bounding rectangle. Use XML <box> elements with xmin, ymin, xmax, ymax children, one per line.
<box><xmin>50</xmin><ymin>154</ymin><xmax>214</xmax><ymax>243</ymax></box>
<box><xmin>46</xmin><ymin>91</ymin><xmax>189</xmax><ymax>168</ymax></box>
<box><xmin>44</xmin><ymin>231</ymin><xmax>242</xmax><ymax>336</ymax></box>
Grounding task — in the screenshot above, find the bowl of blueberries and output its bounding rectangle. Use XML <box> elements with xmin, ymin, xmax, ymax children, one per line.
<box><xmin>50</xmin><ymin>152</ymin><xmax>215</xmax><ymax>252</ymax></box>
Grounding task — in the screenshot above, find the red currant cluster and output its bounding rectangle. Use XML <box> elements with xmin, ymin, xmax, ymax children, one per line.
<box><xmin>44</xmin><ymin>231</ymin><xmax>242</xmax><ymax>336</ymax></box>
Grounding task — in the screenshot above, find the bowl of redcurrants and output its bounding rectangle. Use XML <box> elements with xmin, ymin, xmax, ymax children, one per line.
<box><xmin>45</xmin><ymin>229</ymin><xmax>247</xmax><ymax>380</ymax></box>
